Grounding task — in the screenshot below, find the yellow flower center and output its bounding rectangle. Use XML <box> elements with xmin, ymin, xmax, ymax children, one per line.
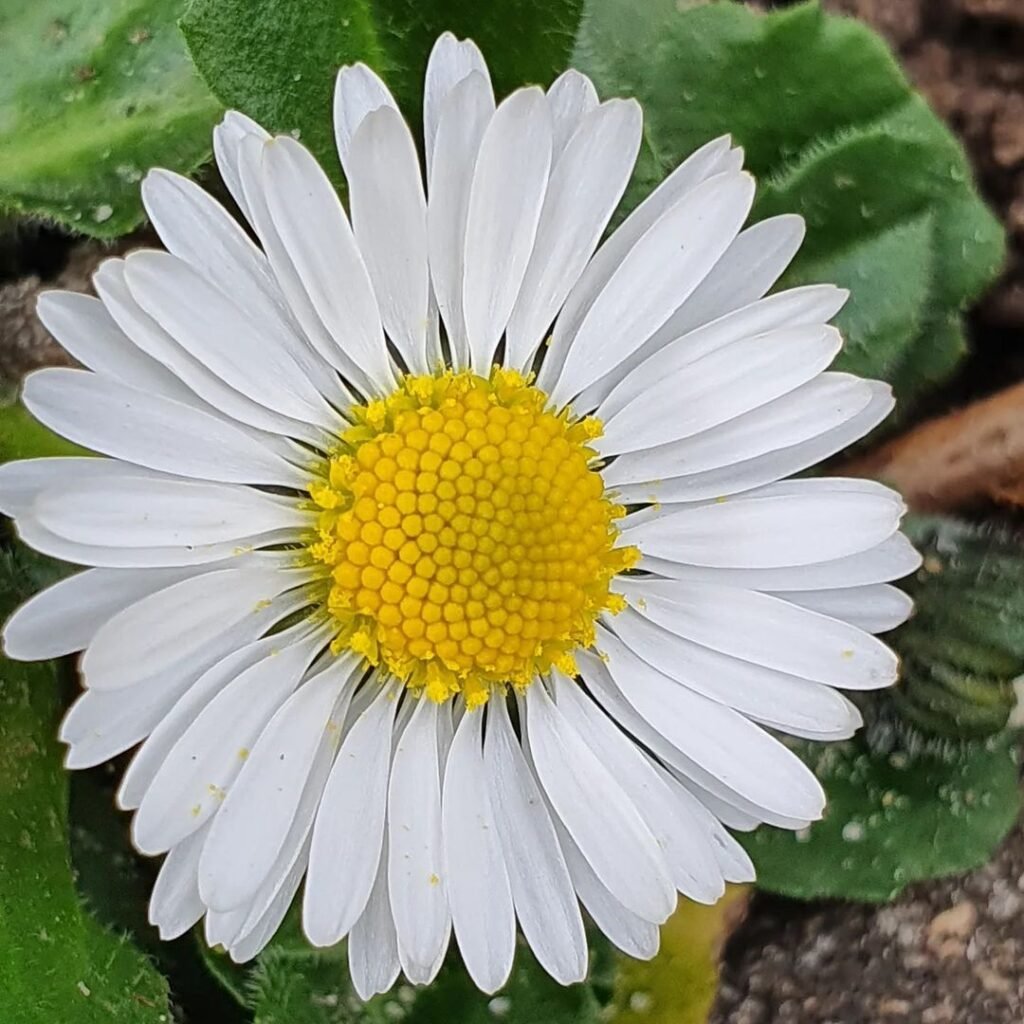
<box><xmin>306</xmin><ymin>369</ymin><xmax>636</xmax><ymax>706</ymax></box>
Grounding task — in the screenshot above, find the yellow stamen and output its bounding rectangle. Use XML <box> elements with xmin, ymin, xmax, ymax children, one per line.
<box><xmin>306</xmin><ymin>369</ymin><xmax>636</xmax><ymax>703</ymax></box>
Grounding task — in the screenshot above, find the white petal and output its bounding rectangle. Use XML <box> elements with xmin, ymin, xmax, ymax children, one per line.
<box><xmin>655</xmin><ymin>768</ymin><xmax>757</xmax><ymax>883</ymax></box>
<box><xmin>16</xmin><ymin>514</ymin><xmax>298</xmax><ymax>569</ymax></box>
<box><xmin>36</xmin><ymin>472</ymin><xmax>308</xmax><ymax>551</ymax></box>
<box><xmin>22</xmin><ymin>369</ymin><xmax>306</xmax><ymax>487</ymax></box>
<box><xmin>610</xmin><ymin>601</ymin><xmax>864</xmax><ymax>736</ymax></box>
<box><xmin>424</xmin><ymin>32</ymin><xmax>490</xmax><ymax>176</ymax></box>
<box><xmin>94</xmin><ymin>258</ymin><xmax>315</xmax><ymax>440</ymax></box>
<box><xmin>484</xmin><ymin>697</ymin><xmax>587</xmax><ymax>985</ymax></box>
<box><xmin>348</xmin><ymin>106</ymin><xmax>431</xmax><ymax>374</ymax></box>
<box><xmin>585</xmin><ymin>631</ymin><xmax>826</xmax><ymax>823</ymax></box>
<box><xmin>3</xmin><ymin>565</ymin><xmax>196</xmax><ymax>661</ymax></box>
<box><xmin>388</xmin><ymin>698</ymin><xmax>450</xmax><ymax>983</ymax></box>
<box><xmin>36</xmin><ymin>291</ymin><xmax>190</xmax><ymax>399</ymax></box>
<box><xmin>442</xmin><ymin>708</ymin><xmax>514</xmax><ymax>994</ymax></box>
<box><xmin>117</xmin><ymin>630</ymin><xmax>299</xmax><ymax>810</ymax></box>
<box><xmin>549</xmin><ymin>172</ymin><xmax>756</xmax><ymax>407</ymax></box>
<box><xmin>552</xmin><ymin>674</ymin><xmax>725</xmax><ymax>903</ymax></box>
<box><xmin>771</xmin><ymin>584</ymin><xmax>913</xmax><ymax>634</ymax></box>
<box><xmin>141</xmin><ymin>169</ymin><xmax>271</xmax><ymax>313</ymax></box>
<box><xmin>348</xmin><ymin>831</ymin><xmax>401</xmax><ymax>1000</ymax></box>
<box><xmin>260</xmin><ymin>135</ymin><xmax>396</xmax><ymax>394</ymax></box>
<box><xmin>333</xmin><ymin>63</ymin><xmax>398</xmax><ymax>175</ymax></box>
<box><xmin>142</xmin><ymin>168</ymin><xmax>340</xmax><ymax>402</ymax></box>
<box><xmin>199</xmin><ymin>655</ymin><xmax>359</xmax><ymax>911</ymax></box>
<box><xmin>463</xmin><ymin>87</ymin><xmax>553</xmax><ymax>373</ymax></box>
<box><xmin>621</xmin><ymin>479</ymin><xmax>905</xmax><ymax>567</ymax></box>
<box><xmin>213</xmin><ymin>110</ymin><xmax>270</xmax><ymax>225</ymax></box>
<box><xmin>505</xmin><ymin>99</ymin><xmax>642</xmax><ymax>369</ymax></box>
<box><xmin>229</xmin><ymin>138</ymin><xmax>361</xmax><ymax>396</ymax></box>
<box><xmin>591</xmin><ymin>283</ymin><xmax>849</xmax><ymax>419</ymax></box>
<box><xmin>546</xmin><ymin>70</ymin><xmax>599</xmax><ymax>159</ymax></box>
<box><xmin>598</xmin><ymin>324</ymin><xmax>842</xmax><ymax>456</ymax></box>
<box><xmin>663</xmin><ymin>214</ymin><xmax>806</xmax><ymax>339</ymax></box>
<box><xmin>149</xmin><ymin>825</ymin><xmax>209</xmax><ymax>940</ymax></box>
<box><xmin>536</xmin><ymin>135</ymin><xmax>741</xmax><ymax>392</ymax></box>
<box><xmin>218</xmin><ymin>701</ymin><xmax>344</xmax><ymax>956</ymax></box>
<box><xmin>427</xmin><ymin>72</ymin><xmax>495</xmax><ymax>368</ymax></box>
<box><xmin>578</xmin><ymin>649</ymin><xmax>804</xmax><ymax>831</ymax></box>
<box><xmin>617</xmin><ymin>381</ymin><xmax>896</xmax><ymax>504</ymax></box>
<box><xmin>557</xmin><ymin>822</ymin><xmax>660</xmax><ymax>959</ymax></box>
<box><xmin>124</xmin><ymin>250</ymin><xmax>335</xmax><ymax>429</ymax></box>
<box><xmin>81</xmin><ymin>560</ymin><xmax>306</xmax><ymax>691</ymax></box>
<box><xmin>131</xmin><ymin>629</ymin><xmax>324</xmax><ymax>854</ymax></box>
<box><xmin>525</xmin><ymin>683</ymin><xmax>674</xmax><ymax>921</ymax></box>
<box><xmin>0</xmin><ymin>457</ymin><xmax>115</xmax><ymax>518</ymax></box>
<box><xmin>60</xmin><ymin>670</ymin><xmax>198</xmax><ymax>769</ymax></box>
<box><xmin>643</xmin><ymin>530</ymin><xmax>922</xmax><ymax>590</ymax></box>
<box><xmin>303</xmin><ymin>683</ymin><xmax>398</xmax><ymax>945</ymax></box>
<box><xmin>227</xmin><ymin>845</ymin><xmax>309</xmax><ymax>962</ymax></box>
<box><xmin>224</xmin><ymin>704</ymin><xmax>346</xmax><ymax>960</ymax></box>
<box><xmin>604</xmin><ymin>373</ymin><xmax>871</xmax><ymax>486</ymax></box>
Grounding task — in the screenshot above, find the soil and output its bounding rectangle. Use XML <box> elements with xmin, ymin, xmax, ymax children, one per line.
<box><xmin>710</xmin><ymin>819</ymin><xmax>1024</xmax><ymax>1024</ymax></box>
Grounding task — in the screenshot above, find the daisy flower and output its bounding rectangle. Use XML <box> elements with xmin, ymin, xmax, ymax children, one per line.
<box><xmin>0</xmin><ymin>32</ymin><xmax>917</xmax><ymax>998</ymax></box>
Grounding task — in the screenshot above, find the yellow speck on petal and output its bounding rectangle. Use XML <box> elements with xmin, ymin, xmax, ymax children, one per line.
<box><xmin>841</xmin><ymin>649</ymin><xmax>855</xmax><ymax>659</ymax></box>
<box><xmin>237</xmin><ymin>748</ymin><xmax>250</xmax><ymax>761</ymax></box>
<box><xmin>428</xmin><ymin>873</ymin><xmax>441</xmax><ymax>886</ymax></box>
<box><xmin>190</xmin><ymin>804</ymin><xmax>202</xmax><ymax>817</ymax></box>
<box><xmin>304</xmin><ymin>369</ymin><xmax>635</xmax><ymax>704</ymax></box>
<box><xmin>253</xmin><ymin>599</ymin><xmax>272</xmax><ymax>612</ymax></box>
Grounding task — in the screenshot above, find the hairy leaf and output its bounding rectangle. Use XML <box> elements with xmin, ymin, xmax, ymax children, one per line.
<box><xmin>0</xmin><ymin>0</ymin><xmax>221</xmax><ymax>237</ymax></box>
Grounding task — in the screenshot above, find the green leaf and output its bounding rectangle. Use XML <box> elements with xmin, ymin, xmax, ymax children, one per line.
<box><xmin>366</xmin><ymin>0</ymin><xmax>585</xmax><ymax>106</ymax></box>
<box><xmin>740</xmin><ymin>732</ymin><xmax>1020</xmax><ymax>902</ymax></box>
<box><xmin>573</xmin><ymin>0</ymin><xmax>1005</xmax><ymax>414</ymax></box>
<box><xmin>403</xmin><ymin>947</ymin><xmax>601</xmax><ymax>1024</ymax></box>
<box><xmin>0</xmin><ymin>399</ymin><xmax>89</xmax><ymax>461</ymax></box>
<box><xmin>180</xmin><ymin>0</ymin><xmax>584</xmax><ymax>183</ymax></box>
<box><xmin>180</xmin><ymin>0</ymin><xmax>384</xmax><ymax>187</ymax></box>
<box><xmin>0</xmin><ymin>0</ymin><xmax>221</xmax><ymax>238</ymax></box>
<box><xmin>0</xmin><ymin>547</ymin><xmax>171</xmax><ymax>1023</ymax></box>
<box><xmin>877</xmin><ymin>517</ymin><xmax>1024</xmax><ymax>740</ymax></box>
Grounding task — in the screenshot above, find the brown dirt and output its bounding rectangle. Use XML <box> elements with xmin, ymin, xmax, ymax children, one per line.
<box><xmin>0</xmin><ymin>232</ymin><xmax>150</xmax><ymax>390</ymax></box>
<box><xmin>711</xmin><ymin>818</ymin><xmax>1024</xmax><ymax>1024</ymax></box>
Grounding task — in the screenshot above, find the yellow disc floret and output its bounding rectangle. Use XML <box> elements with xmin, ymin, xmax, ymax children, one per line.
<box><xmin>306</xmin><ymin>369</ymin><xmax>636</xmax><ymax>706</ymax></box>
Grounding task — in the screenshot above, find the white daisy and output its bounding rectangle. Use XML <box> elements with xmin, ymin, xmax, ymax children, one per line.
<box><xmin>0</xmin><ymin>32</ymin><xmax>917</xmax><ymax>997</ymax></box>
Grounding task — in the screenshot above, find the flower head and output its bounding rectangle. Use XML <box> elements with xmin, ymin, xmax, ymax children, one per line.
<box><xmin>0</xmin><ymin>32</ymin><xmax>917</xmax><ymax>997</ymax></box>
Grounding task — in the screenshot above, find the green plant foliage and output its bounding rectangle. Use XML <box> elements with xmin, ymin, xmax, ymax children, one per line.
<box><xmin>180</xmin><ymin>0</ymin><xmax>584</xmax><ymax>184</ymax></box>
<box><xmin>831</xmin><ymin>516</ymin><xmax>1024</xmax><ymax>759</ymax></box>
<box><xmin>877</xmin><ymin>517</ymin><xmax>1024</xmax><ymax>740</ymax></box>
<box><xmin>219</xmin><ymin>935</ymin><xmax>603</xmax><ymax>1024</ymax></box>
<box><xmin>0</xmin><ymin>547</ymin><xmax>171</xmax><ymax>1024</ymax></box>
<box><xmin>0</xmin><ymin>0</ymin><xmax>221</xmax><ymax>238</ymax></box>
<box><xmin>573</xmin><ymin>0</ymin><xmax>1005</xmax><ymax>413</ymax></box>
<box><xmin>741</xmin><ymin>732</ymin><xmax>1020</xmax><ymax>902</ymax></box>
<box><xmin>0</xmin><ymin>399</ymin><xmax>89</xmax><ymax>462</ymax></box>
